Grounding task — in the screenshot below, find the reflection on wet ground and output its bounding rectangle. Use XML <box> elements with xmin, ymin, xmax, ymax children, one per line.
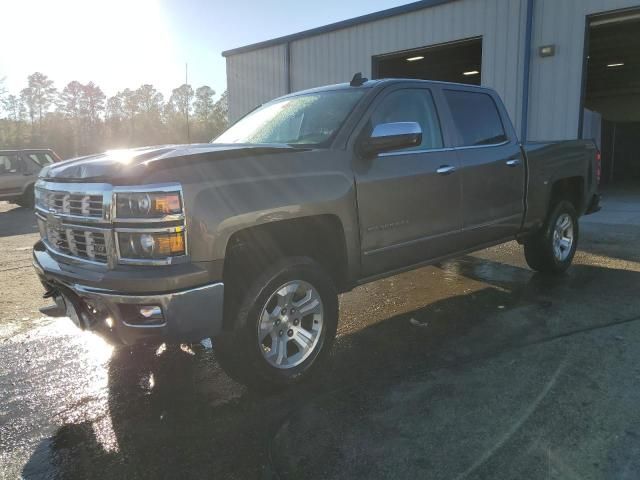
<box><xmin>2</xmin><ymin>194</ymin><xmax>640</xmax><ymax>479</ymax></box>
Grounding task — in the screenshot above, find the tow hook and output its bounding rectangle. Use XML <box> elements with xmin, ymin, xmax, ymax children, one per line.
<box><xmin>39</xmin><ymin>290</ymin><xmax>67</xmax><ymax>318</ymax></box>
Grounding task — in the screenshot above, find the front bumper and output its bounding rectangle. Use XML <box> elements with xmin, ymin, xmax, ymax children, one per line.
<box><xmin>33</xmin><ymin>244</ymin><xmax>225</xmax><ymax>345</ymax></box>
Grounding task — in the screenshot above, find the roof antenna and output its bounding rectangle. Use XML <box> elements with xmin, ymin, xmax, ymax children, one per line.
<box><xmin>350</xmin><ymin>72</ymin><xmax>368</xmax><ymax>87</ymax></box>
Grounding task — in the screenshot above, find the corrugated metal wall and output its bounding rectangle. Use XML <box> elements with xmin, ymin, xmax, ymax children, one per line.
<box><xmin>226</xmin><ymin>0</ymin><xmax>640</xmax><ymax>141</ymax></box>
<box><xmin>226</xmin><ymin>44</ymin><xmax>288</xmax><ymax>122</ymax></box>
<box><xmin>227</xmin><ymin>0</ymin><xmax>529</xmax><ymax>128</ymax></box>
<box><xmin>289</xmin><ymin>0</ymin><xmax>528</xmax><ymax>132</ymax></box>
<box><xmin>528</xmin><ymin>0</ymin><xmax>640</xmax><ymax>141</ymax></box>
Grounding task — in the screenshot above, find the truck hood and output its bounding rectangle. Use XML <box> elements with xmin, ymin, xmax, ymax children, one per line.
<box><xmin>40</xmin><ymin>143</ymin><xmax>305</xmax><ymax>182</ymax></box>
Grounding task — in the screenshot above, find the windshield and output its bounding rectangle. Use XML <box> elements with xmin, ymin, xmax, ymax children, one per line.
<box><xmin>213</xmin><ymin>89</ymin><xmax>365</xmax><ymax>147</ymax></box>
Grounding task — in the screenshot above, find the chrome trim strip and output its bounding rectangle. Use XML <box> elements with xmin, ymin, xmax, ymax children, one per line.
<box><xmin>377</xmin><ymin>140</ymin><xmax>511</xmax><ymax>157</ymax></box>
<box><xmin>453</xmin><ymin>140</ymin><xmax>510</xmax><ymax>151</ymax></box>
<box><xmin>42</xmin><ymin>239</ymin><xmax>110</xmax><ymax>267</ymax></box>
<box><xmin>113</xmin><ymin>214</ymin><xmax>185</xmax><ymax>224</ymax></box>
<box><xmin>114</xmin><ymin>226</ymin><xmax>185</xmax><ymax>234</ymax></box>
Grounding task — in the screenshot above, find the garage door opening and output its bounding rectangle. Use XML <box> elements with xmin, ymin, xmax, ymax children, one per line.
<box><xmin>584</xmin><ymin>13</ymin><xmax>640</xmax><ymax>186</ymax></box>
<box><xmin>372</xmin><ymin>38</ymin><xmax>482</xmax><ymax>86</ymax></box>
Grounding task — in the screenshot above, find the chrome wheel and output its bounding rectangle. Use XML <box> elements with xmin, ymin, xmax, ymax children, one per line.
<box><xmin>257</xmin><ymin>280</ymin><xmax>324</xmax><ymax>369</ymax></box>
<box><xmin>552</xmin><ymin>213</ymin><xmax>574</xmax><ymax>261</ymax></box>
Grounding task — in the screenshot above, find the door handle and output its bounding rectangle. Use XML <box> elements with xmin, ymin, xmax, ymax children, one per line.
<box><xmin>436</xmin><ymin>165</ymin><xmax>456</xmax><ymax>175</ymax></box>
<box><xmin>506</xmin><ymin>159</ymin><xmax>521</xmax><ymax>167</ymax></box>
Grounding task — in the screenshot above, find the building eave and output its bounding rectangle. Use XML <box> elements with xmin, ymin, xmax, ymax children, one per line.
<box><xmin>222</xmin><ymin>0</ymin><xmax>459</xmax><ymax>57</ymax></box>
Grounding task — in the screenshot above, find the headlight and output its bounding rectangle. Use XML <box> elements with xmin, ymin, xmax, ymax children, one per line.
<box><xmin>115</xmin><ymin>191</ymin><xmax>182</xmax><ymax>219</ymax></box>
<box><xmin>118</xmin><ymin>228</ymin><xmax>186</xmax><ymax>260</ymax></box>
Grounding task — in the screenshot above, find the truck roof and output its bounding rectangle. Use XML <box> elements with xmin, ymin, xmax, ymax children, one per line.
<box><xmin>278</xmin><ymin>77</ymin><xmax>496</xmax><ymax>100</ymax></box>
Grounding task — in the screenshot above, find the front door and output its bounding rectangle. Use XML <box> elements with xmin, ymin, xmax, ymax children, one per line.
<box><xmin>353</xmin><ymin>87</ymin><xmax>462</xmax><ymax>277</ymax></box>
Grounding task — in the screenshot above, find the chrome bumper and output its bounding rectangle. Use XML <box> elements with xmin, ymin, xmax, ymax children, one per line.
<box><xmin>34</xmin><ymin>252</ymin><xmax>225</xmax><ymax>345</ymax></box>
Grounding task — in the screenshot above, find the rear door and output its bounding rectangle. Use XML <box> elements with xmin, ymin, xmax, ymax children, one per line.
<box><xmin>352</xmin><ymin>85</ymin><xmax>462</xmax><ymax>276</ymax></box>
<box><xmin>0</xmin><ymin>153</ymin><xmax>27</xmax><ymax>197</ymax></box>
<box><xmin>443</xmin><ymin>88</ymin><xmax>525</xmax><ymax>246</ymax></box>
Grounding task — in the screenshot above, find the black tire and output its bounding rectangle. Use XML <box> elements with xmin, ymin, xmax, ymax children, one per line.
<box><xmin>524</xmin><ymin>200</ymin><xmax>579</xmax><ymax>274</ymax></box>
<box><xmin>16</xmin><ymin>185</ymin><xmax>35</xmax><ymax>208</ymax></box>
<box><xmin>216</xmin><ymin>256</ymin><xmax>338</xmax><ymax>390</ymax></box>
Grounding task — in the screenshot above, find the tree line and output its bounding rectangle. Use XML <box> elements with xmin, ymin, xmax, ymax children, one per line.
<box><xmin>0</xmin><ymin>73</ymin><xmax>228</xmax><ymax>160</ymax></box>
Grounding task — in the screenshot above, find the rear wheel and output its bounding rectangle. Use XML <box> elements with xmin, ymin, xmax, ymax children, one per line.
<box><xmin>216</xmin><ymin>256</ymin><xmax>338</xmax><ymax>390</ymax></box>
<box><xmin>524</xmin><ymin>200</ymin><xmax>578</xmax><ymax>274</ymax></box>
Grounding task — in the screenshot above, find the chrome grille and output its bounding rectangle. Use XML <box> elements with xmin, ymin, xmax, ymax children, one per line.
<box><xmin>46</xmin><ymin>225</ymin><xmax>108</xmax><ymax>263</ymax></box>
<box><xmin>41</xmin><ymin>191</ymin><xmax>103</xmax><ymax>218</ymax></box>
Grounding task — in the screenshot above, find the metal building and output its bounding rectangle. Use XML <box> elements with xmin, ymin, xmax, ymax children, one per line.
<box><xmin>223</xmin><ymin>0</ymin><xmax>640</xmax><ymax>185</ymax></box>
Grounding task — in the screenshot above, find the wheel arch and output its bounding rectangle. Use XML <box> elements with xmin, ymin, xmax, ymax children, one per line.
<box><xmin>221</xmin><ymin>214</ymin><xmax>350</xmax><ymax>331</ymax></box>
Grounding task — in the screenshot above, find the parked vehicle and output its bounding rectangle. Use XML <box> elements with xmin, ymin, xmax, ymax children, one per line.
<box><xmin>33</xmin><ymin>78</ymin><xmax>600</xmax><ymax>388</ymax></box>
<box><xmin>0</xmin><ymin>149</ymin><xmax>61</xmax><ymax>207</ymax></box>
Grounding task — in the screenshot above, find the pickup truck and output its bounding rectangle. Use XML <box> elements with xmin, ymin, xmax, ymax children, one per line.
<box><xmin>33</xmin><ymin>78</ymin><xmax>600</xmax><ymax>389</ymax></box>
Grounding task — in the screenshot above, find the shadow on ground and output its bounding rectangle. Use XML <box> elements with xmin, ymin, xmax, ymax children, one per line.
<box><xmin>20</xmin><ymin>256</ymin><xmax>640</xmax><ymax>479</ymax></box>
<box><xmin>0</xmin><ymin>203</ymin><xmax>38</xmax><ymax>237</ymax></box>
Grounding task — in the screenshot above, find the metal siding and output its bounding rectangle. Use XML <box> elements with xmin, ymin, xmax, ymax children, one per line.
<box><xmin>226</xmin><ymin>44</ymin><xmax>288</xmax><ymax>122</ymax></box>
<box><xmin>528</xmin><ymin>0</ymin><xmax>640</xmax><ymax>141</ymax></box>
<box><xmin>288</xmin><ymin>0</ymin><xmax>527</xmax><ymax>132</ymax></box>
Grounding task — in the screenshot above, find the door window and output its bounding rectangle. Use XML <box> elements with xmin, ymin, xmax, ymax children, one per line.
<box><xmin>0</xmin><ymin>155</ymin><xmax>21</xmax><ymax>175</ymax></box>
<box><xmin>369</xmin><ymin>89</ymin><xmax>444</xmax><ymax>152</ymax></box>
<box><xmin>444</xmin><ymin>90</ymin><xmax>508</xmax><ymax>147</ymax></box>
<box><xmin>28</xmin><ymin>153</ymin><xmax>54</xmax><ymax>166</ymax></box>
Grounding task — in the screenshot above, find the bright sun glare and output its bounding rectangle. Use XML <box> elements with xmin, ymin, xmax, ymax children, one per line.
<box><xmin>0</xmin><ymin>0</ymin><xmax>179</xmax><ymax>96</ymax></box>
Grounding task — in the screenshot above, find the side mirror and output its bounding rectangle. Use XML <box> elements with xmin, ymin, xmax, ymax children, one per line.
<box><xmin>362</xmin><ymin>122</ymin><xmax>422</xmax><ymax>156</ymax></box>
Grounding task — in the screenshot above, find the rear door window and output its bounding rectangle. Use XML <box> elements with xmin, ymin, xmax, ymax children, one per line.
<box><xmin>28</xmin><ymin>153</ymin><xmax>54</xmax><ymax>166</ymax></box>
<box><xmin>0</xmin><ymin>155</ymin><xmax>21</xmax><ymax>175</ymax></box>
<box><xmin>368</xmin><ymin>89</ymin><xmax>444</xmax><ymax>152</ymax></box>
<box><xmin>444</xmin><ymin>90</ymin><xmax>508</xmax><ymax>147</ymax></box>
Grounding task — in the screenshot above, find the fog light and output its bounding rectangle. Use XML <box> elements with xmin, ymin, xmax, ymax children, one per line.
<box><xmin>139</xmin><ymin>306</ymin><xmax>162</xmax><ymax>318</ymax></box>
<box><xmin>105</xmin><ymin>317</ymin><xmax>114</xmax><ymax>328</ymax></box>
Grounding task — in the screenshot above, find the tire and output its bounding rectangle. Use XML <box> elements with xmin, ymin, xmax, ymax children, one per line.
<box><xmin>524</xmin><ymin>200</ymin><xmax>579</xmax><ymax>274</ymax></box>
<box><xmin>216</xmin><ymin>256</ymin><xmax>338</xmax><ymax>390</ymax></box>
<box><xmin>16</xmin><ymin>185</ymin><xmax>35</xmax><ymax>208</ymax></box>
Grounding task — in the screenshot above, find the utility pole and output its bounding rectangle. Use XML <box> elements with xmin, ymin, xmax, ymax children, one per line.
<box><xmin>185</xmin><ymin>63</ymin><xmax>191</xmax><ymax>143</ymax></box>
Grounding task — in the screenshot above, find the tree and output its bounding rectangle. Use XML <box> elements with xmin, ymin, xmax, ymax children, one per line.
<box><xmin>59</xmin><ymin>81</ymin><xmax>84</xmax><ymax>154</ymax></box>
<box><xmin>1</xmin><ymin>94</ymin><xmax>27</xmax><ymax>146</ymax></box>
<box><xmin>118</xmin><ymin>88</ymin><xmax>140</xmax><ymax>143</ymax></box>
<box><xmin>1</xmin><ymin>72</ymin><xmax>228</xmax><ymax>156</ymax></box>
<box><xmin>170</xmin><ymin>84</ymin><xmax>194</xmax><ymax>116</ymax></box>
<box><xmin>210</xmin><ymin>90</ymin><xmax>229</xmax><ymax>138</ymax></box>
<box><xmin>136</xmin><ymin>84</ymin><xmax>163</xmax><ymax>115</ymax></box>
<box><xmin>82</xmin><ymin>82</ymin><xmax>105</xmax><ymax>125</ymax></box>
<box><xmin>194</xmin><ymin>86</ymin><xmax>216</xmax><ymax>123</ymax></box>
<box><xmin>22</xmin><ymin>72</ymin><xmax>57</xmax><ymax>138</ymax></box>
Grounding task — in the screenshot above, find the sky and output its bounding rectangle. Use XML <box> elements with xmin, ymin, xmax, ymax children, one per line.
<box><xmin>0</xmin><ymin>0</ymin><xmax>411</xmax><ymax>100</ymax></box>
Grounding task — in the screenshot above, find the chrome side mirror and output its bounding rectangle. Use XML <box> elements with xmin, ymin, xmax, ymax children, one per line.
<box><xmin>362</xmin><ymin>122</ymin><xmax>422</xmax><ymax>156</ymax></box>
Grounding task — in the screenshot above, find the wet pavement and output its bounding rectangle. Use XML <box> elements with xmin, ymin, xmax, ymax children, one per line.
<box><xmin>1</xmin><ymin>190</ymin><xmax>640</xmax><ymax>479</ymax></box>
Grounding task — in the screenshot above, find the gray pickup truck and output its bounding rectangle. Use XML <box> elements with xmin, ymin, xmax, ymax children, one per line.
<box><xmin>33</xmin><ymin>78</ymin><xmax>600</xmax><ymax>388</ymax></box>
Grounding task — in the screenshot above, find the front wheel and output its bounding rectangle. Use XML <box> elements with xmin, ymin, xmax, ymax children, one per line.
<box><xmin>216</xmin><ymin>257</ymin><xmax>338</xmax><ymax>390</ymax></box>
<box><xmin>524</xmin><ymin>200</ymin><xmax>579</xmax><ymax>274</ymax></box>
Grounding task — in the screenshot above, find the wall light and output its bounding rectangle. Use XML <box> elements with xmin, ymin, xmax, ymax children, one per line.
<box><xmin>539</xmin><ymin>45</ymin><xmax>556</xmax><ymax>57</ymax></box>
<box><xmin>607</xmin><ymin>62</ymin><xmax>624</xmax><ymax>68</ymax></box>
<box><xmin>463</xmin><ymin>70</ymin><xmax>480</xmax><ymax>76</ymax></box>
<box><xmin>406</xmin><ymin>56</ymin><xmax>425</xmax><ymax>62</ymax></box>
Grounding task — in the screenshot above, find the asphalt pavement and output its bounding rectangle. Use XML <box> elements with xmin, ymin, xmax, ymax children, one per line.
<box><xmin>1</xmin><ymin>188</ymin><xmax>640</xmax><ymax>480</ymax></box>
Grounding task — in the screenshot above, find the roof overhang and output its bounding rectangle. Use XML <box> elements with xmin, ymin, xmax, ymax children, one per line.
<box><xmin>222</xmin><ymin>0</ymin><xmax>459</xmax><ymax>57</ymax></box>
